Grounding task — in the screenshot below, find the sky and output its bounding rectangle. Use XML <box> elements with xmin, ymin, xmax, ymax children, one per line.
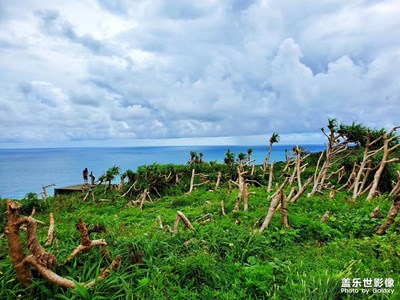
<box><xmin>0</xmin><ymin>0</ymin><xmax>399</xmax><ymax>148</ymax></box>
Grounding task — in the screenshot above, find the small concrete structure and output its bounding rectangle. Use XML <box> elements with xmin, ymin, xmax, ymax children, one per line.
<box><xmin>54</xmin><ymin>184</ymin><xmax>88</xmax><ymax>196</ymax></box>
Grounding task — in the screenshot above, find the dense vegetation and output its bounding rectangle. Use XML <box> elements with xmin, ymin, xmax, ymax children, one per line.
<box><xmin>1</xmin><ymin>121</ymin><xmax>399</xmax><ymax>299</ymax></box>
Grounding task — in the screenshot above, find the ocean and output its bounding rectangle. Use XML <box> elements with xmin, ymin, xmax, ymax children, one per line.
<box><xmin>0</xmin><ymin>145</ymin><xmax>325</xmax><ymax>199</ymax></box>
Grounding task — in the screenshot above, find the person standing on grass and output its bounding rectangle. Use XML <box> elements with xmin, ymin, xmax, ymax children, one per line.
<box><xmin>83</xmin><ymin>168</ymin><xmax>89</xmax><ymax>185</ymax></box>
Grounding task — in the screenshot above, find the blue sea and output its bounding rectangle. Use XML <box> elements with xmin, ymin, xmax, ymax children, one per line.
<box><xmin>0</xmin><ymin>145</ymin><xmax>325</xmax><ymax>199</ymax></box>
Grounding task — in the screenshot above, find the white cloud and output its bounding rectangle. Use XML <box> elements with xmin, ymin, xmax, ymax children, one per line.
<box><xmin>0</xmin><ymin>0</ymin><xmax>399</xmax><ymax>147</ymax></box>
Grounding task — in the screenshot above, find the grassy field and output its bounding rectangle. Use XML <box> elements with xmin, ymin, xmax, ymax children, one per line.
<box><xmin>1</xmin><ymin>175</ymin><xmax>399</xmax><ymax>299</ymax></box>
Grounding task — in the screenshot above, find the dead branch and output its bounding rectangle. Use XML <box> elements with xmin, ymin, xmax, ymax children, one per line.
<box><xmin>329</xmin><ymin>189</ymin><xmax>336</xmax><ymax>200</ymax></box>
<box><xmin>41</xmin><ymin>184</ymin><xmax>55</xmax><ymax>202</ymax></box>
<box><xmin>375</xmin><ymin>196</ymin><xmax>400</xmax><ymax>235</ymax></box>
<box><xmin>221</xmin><ymin>200</ymin><xmax>226</xmax><ymax>216</ymax></box>
<box><xmin>45</xmin><ymin>213</ymin><xmax>55</xmax><ymax>246</ymax></box>
<box><xmin>157</xmin><ymin>215</ymin><xmax>163</xmax><ymax>229</ymax></box>
<box><xmin>258</xmin><ymin>189</ymin><xmax>283</xmax><ymax>233</ymax></box>
<box><xmin>173</xmin><ymin>211</ymin><xmax>195</xmax><ymax>235</ymax></box>
<box><xmin>389</xmin><ymin>171</ymin><xmax>400</xmax><ymax>196</ymax></box>
<box><xmin>186</xmin><ymin>169</ymin><xmax>210</xmax><ymax>195</ymax></box>
<box><xmin>215</xmin><ymin>171</ymin><xmax>222</xmax><ymax>189</ymax></box>
<box><xmin>233</xmin><ymin>168</ymin><xmax>248</xmax><ymax>213</ymax></box>
<box><xmin>85</xmin><ymin>255</ymin><xmax>121</xmax><ymax>288</ymax></box>
<box><xmin>5</xmin><ymin>200</ymin><xmax>33</xmax><ymax>287</ymax></box>
<box><xmin>66</xmin><ymin>219</ymin><xmax>108</xmax><ymax>261</ymax></box>
<box><xmin>122</xmin><ymin>180</ymin><xmax>139</xmax><ymax>197</ymax></box>
<box><xmin>370</xmin><ymin>206</ymin><xmax>383</xmax><ymax>218</ymax></box>
<box><xmin>5</xmin><ymin>200</ymin><xmax>119</xmax><ymax>289</ymax></box>
<box><xmin>367</xmin><ymin>129</ymin><xmax>400</xmax><ymax>200</ymax></box>
<box><xmin>321</xmin><ymin>211</ymin><xmax>331</xmax><ymax>223</ymax></box>
<box><xmin>267</xmin><ymin>161</ymin><xmax>274</xmax><ymax>193</ymax></box>
<box><xmin>195</xmin><ymin>213</ymin><xmax>213</xmax><ymax>223</ymax></box>
<box><xmin>290</xmin><ymin>175</ymin><xmax>314</xmax><ymax>203</ymax></box>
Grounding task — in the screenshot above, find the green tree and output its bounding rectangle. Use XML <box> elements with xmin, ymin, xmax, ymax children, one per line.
<box><xmin>224</xmin><ymin>149</ymin><xmax>235</xmax><ymax>165</ymax></box>
<box><xmin>247</xmin><ymin>148</ymin><xmax>253</xmax><ymax>162</ymax></box>
<box><xmin>99</xmin><ymin>165</ymin><xmax>120</xmax><ymax>187</ymax></box>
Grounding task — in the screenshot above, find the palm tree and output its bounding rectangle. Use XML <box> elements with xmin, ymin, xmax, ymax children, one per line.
<box><xmin>224</xmin><ymin>149</ymin><xmax>235</xmax><ymax>165</ymax></box>
<box><xmin>247</xmin><ymin>148</ymin><xmax>253</xmax><ymax>162</ymax></box>
<box><xmin>238</xmin><ymin>152</ymin><xmax>247</xmax><ymax>163</ymax></box>
<box><xmin>189</xmin><ymin>151</ymin><xmax>199</xmax><ymax>164</ymax></box>
<box><xmin>199</xmin><ymin>153</ymin><xmax>204</xmax><ymax>164</ymax></box>
<box><xmin>264</xmin><ymin>133</ymin><xmax>280</xmax><ymax>169</ymax></box>
<box><xmin>99</xmin><ymin>165</ymin><xmax>120</xmax><ymax>188</ymax></box>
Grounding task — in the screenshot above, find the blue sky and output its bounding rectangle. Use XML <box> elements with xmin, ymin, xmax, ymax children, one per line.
<box><xmin>0</xmin><ymin>0</ymin><xmax>399</xmax><ymax>147</ymax></box>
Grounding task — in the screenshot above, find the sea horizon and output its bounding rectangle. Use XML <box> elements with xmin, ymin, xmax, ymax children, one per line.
<box><xmin>0</xmin><ymin>144</ymin><xmax>325</xmax><ymax>199</ymax></box>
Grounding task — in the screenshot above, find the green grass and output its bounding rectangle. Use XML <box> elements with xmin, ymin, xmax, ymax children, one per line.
<box><xmin>1</xmin><ymin>171</ymin><xmax>400</xmax><ymax>299</ymax></box>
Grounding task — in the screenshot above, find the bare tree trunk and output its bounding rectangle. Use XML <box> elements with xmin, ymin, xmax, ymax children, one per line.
<box><xmin>267</xmin><ymin>162</ymin><xmax>274</xmax><ymax>193</ymax></box>
<box><xmin>186</xmin><ymin>169</ymin><xmax>210</xmax><ymax>195</ymax></box>
<box><xmin>281</xmin><ymin>193</ymin><xmax>290</xmax><ymax>228</ymax></box>
<box><xmin>367</xmin><ymin>128</ymin><xmax>400</xmax><ymax>200</ymax></box>
<box><xmin>375</xmin><ymin>197</ymin><xmax>400</xmax><ymax>235</ymax></box>
<box><xmin>389</xmin><ymin>171</ymin><xmax>400</xmax><ymax>196</ymax></box>
<box><xmin>243</xmin><ymin>183</ymin><xmax>249</xmax><ymax>211</ymax></box>
<box><xmin>290</xmin><ymin>176</ymin><xmax>314</xmax><ymax>203</ymax></box>
<box><xmin>5</xmin><ymin>200</ymin><xmax>119</xmax><ymax>289</ymax></box>
<box><xmin>4</xmin><ymin>200</ymin><xmax>32</xmax><ymax>287</ymax></box>
<box><xmin>259</xmin><ymin>190</ymin><xmax>282</xmax><ymax>233</ymax></box>
<box><xmin>215</xmin><ymin>171</ymin><xmax>222</xmax><ymax>189</ymax></box>
<box><xmin>233</xmin><ymin>168</ymin><xmax>247</xmax><ymax>212</ymax></box>
<box><xmin>187</xmin><ymin>169</ymin><xmax>196</xmax><ymax>194</ymax></box>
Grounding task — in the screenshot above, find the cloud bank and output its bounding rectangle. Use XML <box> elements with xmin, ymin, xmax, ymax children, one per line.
<box><xmin>0</xmin><ymin>0</ymin><xmax>399</xmax><ymax>146</ymax></box>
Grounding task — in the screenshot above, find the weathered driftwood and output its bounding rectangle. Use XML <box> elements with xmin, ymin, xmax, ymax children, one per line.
<box><xmin>375</xmin><ymin>196</ymin><xmax>400</xmax><ymax>235</ymax></box>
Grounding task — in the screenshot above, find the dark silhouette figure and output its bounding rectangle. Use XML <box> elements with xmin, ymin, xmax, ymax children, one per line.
<box><xmin>83</xmin><ymin>168</ymin><xmax>89</xmax><ymax>185</ymax></box>
<box><xmin>89</xmin><ymin>171</ymin><xmax>95</xmax><ymax>185</ymax></box>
